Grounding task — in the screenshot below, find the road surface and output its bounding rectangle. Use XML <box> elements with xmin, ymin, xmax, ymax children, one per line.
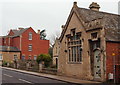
<box><xmin>2</xmin><ymin>68</ymin><xmax>78</xmax><ymax>85</ymax></box>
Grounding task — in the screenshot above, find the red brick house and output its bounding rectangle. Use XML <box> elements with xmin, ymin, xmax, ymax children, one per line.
<box><xmin>0</xmin><ymin>27</ymin><xmax>49</xmax><ymax>60</ymax></box>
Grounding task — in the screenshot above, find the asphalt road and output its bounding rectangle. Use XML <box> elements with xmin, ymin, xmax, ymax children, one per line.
<box><xmin>2</xmin><ymin>68</ymin><xmax>78</xmax><ymax>85</ymax></box>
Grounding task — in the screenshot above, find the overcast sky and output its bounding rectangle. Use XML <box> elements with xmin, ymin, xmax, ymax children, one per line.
<box><xmin>0</xmin><ymin>0</ymin><xmax>119</xmax><ymax>39</ymax></box>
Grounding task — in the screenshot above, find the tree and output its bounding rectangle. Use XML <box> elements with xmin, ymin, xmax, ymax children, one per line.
<box><xmin>49</xmin><ymin>30</ymin><xmax>61</xmax><ymax>47</ymax></box>
<box><xmin>36</xmin><ymin>54</ymin><xmax>52</xmax><ymax>67</ymax></box>
<box><xmin>48</xmin><ymin>47</ymin><xmax>53</xmax><ymax>58</ymax></box>
<box><xmin>40</xmin><ymin>29</ymin><xmax>46</xmax><ymax>40</ymax></box>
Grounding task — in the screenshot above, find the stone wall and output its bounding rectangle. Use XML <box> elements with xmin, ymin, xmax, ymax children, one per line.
<box><xmin>0</xmin><ymin>51</ymin><xmax>20</xmax><ymax>63</ymax></box>
<box><xmin>58</xmin><ymin>12</ymin><xmax>93</xmax><ymax>80</ymax></box>
<box><xmin>58</xmin><ymin>8</ymin><xmax>107</xmax><ymax>81</ymax></box>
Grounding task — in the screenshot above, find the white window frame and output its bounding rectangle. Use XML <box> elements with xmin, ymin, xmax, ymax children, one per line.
<box><xmin>14</xmin><ymin>55</ymin><xmax>18</xmax><ymax>61</ymax></box>
<box><xmin>0</xmin><ymin>54</ymin><xmax>3</xmax><ymax>60</ymax></box>
<box><xmin>29</xmin><ymin>32</ymin><xmax>32</xmax><ymax>40</ymax></box>
<box><xmin>34</xmin><ymin>55</ymin><xmax>37</xmax><ymax>60</ymax></box>
<box><xmin>29</xmin><ymin>55</ymin><xmax>31</xmax><ymax>60</ymax></box>
<box><xmin>28</xmin><ymin>44</ymin><xmax>32</xmax><ymax>51</ymax></box>
<box><xmin>22</xmin><ymin>55</ymin><xmax>25</xmax><ymax>60</ymax></box>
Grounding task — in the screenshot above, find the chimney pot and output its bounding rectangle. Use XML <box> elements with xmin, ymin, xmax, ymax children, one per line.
<box><xmin>18</xmin><ymin>28</ymin><xmax>24</xmax><ymax>30</ymax></box>
<box><xmin>89</xmin><ymin>2</ymin><xmax>100</xmax><ymax>11</ymax></box>
<box><xmin>37</xmin><ymin>30</ymin><xmax>40</xmax><ymax>34</ymax></box>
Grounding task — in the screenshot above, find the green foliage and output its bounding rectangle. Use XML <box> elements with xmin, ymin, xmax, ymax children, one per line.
<box><xmin>36</xmin><ymin>54</ymin><xmax>52</xmax><ymax>67</ymax></box>
<box><xmin>2</xmin><ymin>61</ymin><xmax>7</xmax><ymax>66</ymax></box>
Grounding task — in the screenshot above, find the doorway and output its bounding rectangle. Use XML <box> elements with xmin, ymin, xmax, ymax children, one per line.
<box><xmin>115</xmin><ymin>65</ymin><xmax>120</xmax><ymax>83</ymax></box>
<box><xmin>56</xmin><ymin>58</ymin><xmax>58</xmax><ymax>68</ymax></box>
<box><xmin>94</xmin><ymin>49</ymin><xmax>101</xmax><ymax>79</ymax></box>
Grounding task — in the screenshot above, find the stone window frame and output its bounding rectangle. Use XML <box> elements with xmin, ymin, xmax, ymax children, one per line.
<box><xmin>91</xmin><ymin>32</ymin><xmax>98</xmax><ymax>39</ymax></box>
<box><xmin>56</xmin><ymin>47</ymin><xmax>57</xmax><ymax>54</ymax></box>
<box><xmin>66</xmin><ymin>29</ymin><xmax>82</xmax><ymax>63</ymax></box>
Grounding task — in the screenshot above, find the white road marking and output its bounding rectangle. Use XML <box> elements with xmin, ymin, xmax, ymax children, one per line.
<box><xmin>19</xmin><ymin>79</ymin><xmax>32</xmax><ymax>84</ymax></box>
<box><xmin>3</xmin><ymin>74</ymin><xmax>13</xmax><ymax>77</ymax></box>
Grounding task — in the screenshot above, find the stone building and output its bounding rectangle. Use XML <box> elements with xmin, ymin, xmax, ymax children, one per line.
<box><xmin>53</xmin><ymin>38</ymin><xmax>60</xmax><ymax>67</ymax></box>
<box><xmin>58</xmin><ymin>2</ymin><xmax>120</xmax><ymax>82</ymax></box>
<box><xmin>0</xmin><ymin>46</ymin><xmax>20</xmax><ymax>65</ymax></box>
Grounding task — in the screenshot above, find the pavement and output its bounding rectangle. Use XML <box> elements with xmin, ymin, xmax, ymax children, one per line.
<box><xmin>1</xmin><ymin>67</ymin><xmax>105</xmax><ymax>85</ymax></box>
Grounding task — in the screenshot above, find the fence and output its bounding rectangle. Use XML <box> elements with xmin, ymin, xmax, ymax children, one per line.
<box><xmin>2</xmin><ymin>60</ymin><xmax>57</xmax><ymax>75</ymax></box>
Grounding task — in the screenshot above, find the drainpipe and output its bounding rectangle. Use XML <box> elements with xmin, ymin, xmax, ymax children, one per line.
<box><xmin>20</xmin><ymin>35</ymin><xmax>22</xmax><ymax>50</ymax></box>
<box><xmin>9</xmin><ymin>37</ymin><xmax>10</xmax><ymax>46</ymax></box>
<box><xmin>112</xmin><ymin>53</ymin><xmax>116</xmax><ymax>83</ymax></box>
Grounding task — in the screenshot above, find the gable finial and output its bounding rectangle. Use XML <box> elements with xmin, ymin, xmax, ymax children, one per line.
<box><xmin>73</xmin><ymin>2</ymin><xmax>77</xmax><ymax>7</ymax></box>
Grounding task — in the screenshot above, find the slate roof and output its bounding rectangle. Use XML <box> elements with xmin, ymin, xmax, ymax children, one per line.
<box><xmin>0</xmin><ymin>28</ymin><xmax>29</xmax><ymax>38</ymax></box>
<box><xmin>60</xmin><ymin>4</ymin><xmax>120</xmax><ymax>42</ymax></box>
<box><xmin>0</xmin><ymin>46</ymin><xmax>20</xmax><ymax>52</ymax></box>
<box><xmin>78</xmin><ymin>7</ymin><xmax>120</xmax><ymax>42</ymax></box>
<box><xmin>11</xmin><ymin>28</ymin><xmax>29</xmax><ymax>37</ymax></box>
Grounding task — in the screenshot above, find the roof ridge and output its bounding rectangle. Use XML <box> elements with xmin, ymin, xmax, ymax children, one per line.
<box><xmin>78</xmin><ymin>7</ymin><xmax>120</xmax><ymax>16</ymax></box>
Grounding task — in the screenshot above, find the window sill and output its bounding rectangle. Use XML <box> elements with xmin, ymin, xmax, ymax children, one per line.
<box><xmin>67</xmin><ymin>62</ymin><xmax>83</xmax><ymax>64</ymax></box>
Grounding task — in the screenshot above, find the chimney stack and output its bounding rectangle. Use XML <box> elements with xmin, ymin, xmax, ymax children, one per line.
<box><xmin>89</xmin><ymin>2</ymin><xmax>100</xmax><ymax>11</ymax></box>
<box><xmin>18</xmin><ymin>28</ymin><xmax>24</xmax><ymax>30</ymax></box>
<box><xmin>37</xmin><ymin>30</ymin><xmax>40</xmax><ymax>34</ymax></box>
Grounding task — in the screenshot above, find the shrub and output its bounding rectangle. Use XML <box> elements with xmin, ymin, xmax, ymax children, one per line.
<box><xmin>36</xmin><ymin>54</ymin><xmax>52</xmax><ymax>67</ymax></box>
<box><xmin>2</xmin><ymin>61</ymin><xmax>7</xmax><ymax>66</ymax></box>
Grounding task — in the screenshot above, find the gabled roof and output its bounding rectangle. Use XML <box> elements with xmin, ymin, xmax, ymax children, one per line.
<box><xmin>78</xmin><ymin>7</ymin><xmax>120</xmax><ymax>42</ymax></box>
<box><xmin>11</xmin><ymin>28</ymin><xmax>29</xmax><ymax>37</ymax></box>
<box><xmin>78</xmin><ymin>7</ymin><xmax>120</xmax><ymax>29</ymax></box>
<box><xmin>60</xmin><ymin>2</ymin><xmax>120</xmax><ymax>42</ymax></box>
<box><xmin>0</xmin><ymin>46</ymin><xmax>20</xmax><ymax>52</ymax></box>
<box><xmin>0</xmin><ymin>36</ymin><xmax>8</xmax><ymax>38</ymax></box>
<box><xmin>53</xmin><ymin>38</ymin><xmax>60</xmax><ymax>48</ymax></box>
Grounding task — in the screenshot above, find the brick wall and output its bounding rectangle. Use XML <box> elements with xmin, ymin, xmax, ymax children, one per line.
<box><xmin>12</xmin><ymin>37</ymin><xmax>20</xmax><ymax>50</ymax></box>
<box><xmin>8</xmin><ymin>30</ymin><xmax>15</xmax><ymax>36</ymax></box>
<box><xmin>21</xmin><ymin>27</ymin><xmax>49</xmax><ymax>60</ymax></box>
<box><xmin>0</xmin><ymin>38</ymin><xmax>3</xmax><ymax>46</ymax></box>
<box><xmin>106</xmin><ymin>41</ymin><xmax>120</xmax><ymax>80</ymax></box>
<box><xmin>1</xmin><ymin>27</ymin><xmax>49</xmax><ymax>60</ymax></box>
